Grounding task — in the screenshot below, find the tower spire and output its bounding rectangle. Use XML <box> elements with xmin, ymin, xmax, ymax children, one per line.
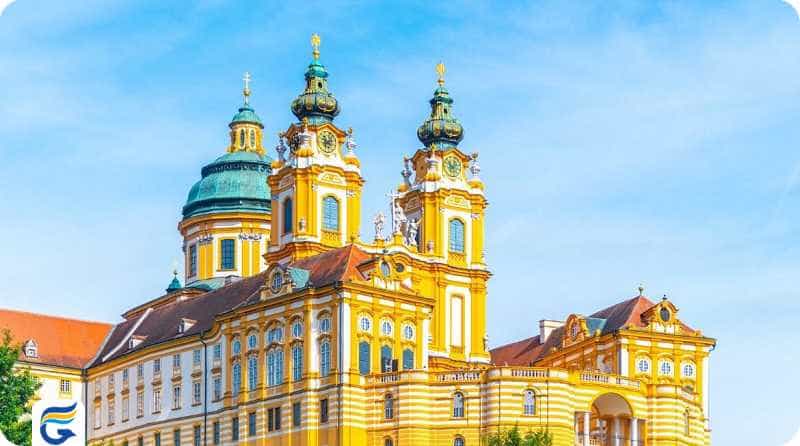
<box><xmin>311</xmin><ymin>33</ymin><xmax>321</xmax><ymax>60</ymax></box>
<box><xmin>243</xmin><ymin>71</ymin><xmax>252</xmax><ymax>105</ymax></box>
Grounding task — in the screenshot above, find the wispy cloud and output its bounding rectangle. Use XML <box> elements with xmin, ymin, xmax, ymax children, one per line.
<box><xmin>782</xmin><ymin>427</ymin><xmax>800</xmax><ymax>446</ymax></box>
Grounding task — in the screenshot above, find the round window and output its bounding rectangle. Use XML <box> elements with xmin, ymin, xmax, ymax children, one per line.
<box><xmin>660</xmin><ymin>307</ymin><xmax>670</xmax><ymax>322</ymax></box>
<box><xmin>381</xmin><ymin>320</ymin><xmax>393</xmax><ymax>336</ymax></box>
<box><xmin>403</xmin><ymin>325</ymin><xmax>414</xmax><ymax>340</ymax></box>
<box><xmin>360</xmin><ymin>316</ymin><xmax>372</xmax><ymax>332</ymax></box>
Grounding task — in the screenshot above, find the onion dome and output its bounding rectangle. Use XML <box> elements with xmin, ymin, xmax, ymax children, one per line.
<box><xmin>183</xmin><ymin>151</ymin><xmax>272</xmax><ymax>218</ymax></box>
<box><xmin>166</xmin><ymin>270</ymin><xmax>182</xmax><ymax>293</ymax></box>
<box><xmin>290</xmin><ymin>34</ymin><xmax>340</xmax><ymax>125</ymax></box>
<box><xmin>417</xmin><ymin>62</ymin><xmax>464</xmax><ymax>149</ymax></box>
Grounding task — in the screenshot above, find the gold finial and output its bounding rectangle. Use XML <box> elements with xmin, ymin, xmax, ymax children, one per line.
<box><xmin>347</xmin><ymin>127</ymin><xmax>353</xmax><ymax>136</ymax></box>
<box><xmin>243</xmin><ymin>71</ymin><xmax>252</xmax><ymax>104</ymax></box>
<box><xmin>435</xmin><ymin>61</ymin><xmax>446</xmax><ymax>86</ymax></box>
<box><xmin>311</xmin><ymin>33</ymin><xmax>321</xmax><ymax>60</ymax></box>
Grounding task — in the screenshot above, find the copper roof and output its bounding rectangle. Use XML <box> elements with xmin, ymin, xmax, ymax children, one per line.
<box><xmin>0</xmin><ymin>309</ymin><xmax>113</xmax><ymax>369</ymax></box>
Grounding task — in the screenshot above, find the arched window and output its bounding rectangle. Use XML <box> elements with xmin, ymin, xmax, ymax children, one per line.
<box><xmin>384</xmin><ymin>439</ymin><xmax>393</xmax><ymax>446</ymax></box>
<box><xmin>449</xmin><ymin>219</ymin><xmax>465</xmax><ymax>253</ymax></box>
<box><xmin>359</xmin><ymin>341</ymin><xmax>371</xmax><ymax>375</ymax></box>
<box><xmin>232</xmin><ymin>339</ymin><xmax>241</xmax><ymax>355</ymax></box>
<box><xmin>247</xmin><ymin>334</ymin><xmax>257</xmax><ymax>350</ymax></box>
<box><xmin>320</xmin><ymin>341</ymin><xmax>331</xmax><ymax>377</ymax></box>
<box><xmin>292</xmin><ymin>344</ymin><xmax>303</xmax><ymax>382</ymax></box>
<box><xmin>267</xmin><ymin>349</ymin><xmax>284</xmax><ymax>386</ymax></box>
<box><xmin>523</xmin><ymin>390</ymin><xmax>535</xmax><ymax>415</ymax></box>
<box><xmin>220</xmin><ymin>239</ymin><xmax>235</xmax><ymax>270</ymax></box>
<box><xmin>249</xmin><ymin>129</ymin><xmax>255</xmax><ymax>148</ymax></box>
<box><xmin>453</xmin><ymin>392</ymin><xmax>465</xmax><ymax>418</ymax></box>
<box><xmin>239</xmin><ymin>129</ymin><xmax>245</xmax><ymax>147</ymax></box>
<box><xmin>682</xmin><ymin>363</ymin><xmax>695</xmax><ymax>378</ymax></box>
<box><xmin>384</xmin><ymin>394</ymin><xmax>394</xmax><ymax>419</ymax></box>
<box><xmin>659</xmin><ymin>359</ymin><xmax>673</xmax><ymax>376</ymax></box>
<box><xmin>247</xmin><ymin>355</ymin><xmax>258</xmax><ymax>391</ymax></box>
<box><xmin>322</xmin><ymin>196</ymin><xmax>340</xmax><ymax>231</ymax></box>
<box><xmin>291</xmin><ymin>321</ymin><xmax>303</xmax><ymax>338</ymax></box>
<box><xmin>232</xmin><ymin>362</ymin><xmax>241</xmax><ymax>395</ymax></box>
<box><xmin>283</xmin><ymin>198</ymin><xmax>293</xmax><ymax>234</ymax></box>
<box><xmin>402</xmin><ymin>349</ymin><xmax>414</xmax><ymax>370</ymax></box>
<box><xmin>23</xmin><ymin>340</ymin><xmax>38</xmax><ymax>358</ymax></box>
<box><xmin>454</xmin><ymin>436</ymin><xmax>465</xmax><ymax>446</ymax></box>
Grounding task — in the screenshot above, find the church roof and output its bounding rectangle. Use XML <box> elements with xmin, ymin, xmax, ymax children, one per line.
<box><xmin>92</xmin><ymin>245</ymin><xmax>373</xmax><ymax>367</ymax></box>
<box><xmin>0</xmin><ymin>309</ymin><xmax>113</xmax><ymax>369</ymax></box>
<box><xmin>489</xmin><ymin>295</ymin><xmax>697</xmax><ymax>366</ymax></box>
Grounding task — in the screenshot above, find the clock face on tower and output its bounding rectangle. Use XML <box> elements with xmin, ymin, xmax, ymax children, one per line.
<box><xmin>317</xmin><ymin>129</ymin><xmax>338</xmax><ymax>155</ymax></box>
<box><xmin>443</xmin><ymin>155</ymin><xmax>462</xmax><ymax>179</ymax></box>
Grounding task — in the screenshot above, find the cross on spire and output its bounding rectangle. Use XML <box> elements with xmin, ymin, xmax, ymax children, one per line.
<box><xmin>243</xmin><ymin>71</ymin><xmax>252</xmax><ymax>104</ymax></box>
<box><xmin>311</xmin><ymin>33</ymin><xmax>321</xmax><ymax>60</ymax></box>
<box><xmin>436</xmin><ymin>61</ymin><xmax>446</xmax><ymax>86</ymax></box>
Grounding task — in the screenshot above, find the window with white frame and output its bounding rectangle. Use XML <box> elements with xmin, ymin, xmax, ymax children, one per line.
<box><xmin>402</xmin><ymin>324</ymin><xmax>414</xmax><ymax>340</ymax></box>
<box><xmin>359</xmin><ymin>315</ymin><xmax>372</xmax><ymax>332</ymax></box>
<box><xmin>659</xmin><ymin>359</ymin><xmax>674</xmax><ymax>376</ymax></box>
<box><xmin>454</xmin><ymin>436</ymin><xmax>465</xmax><ymax>446</ymax></box>
<box><xmin>213</xmin><ymin>344</ymin><xmax>221</xmax><ymax>361</ymax></box>
<box><xmin>108</xmin><ymin>399</ymin><xmax>115</xmax><ymax>425</ymax></box>
<box><xmin>122</xmin><ymin>395</ymin><xmax>129</xmax><ymax>421</ymax></box>
<box><xmin>152</xmin><ymin>388</ymin><xmax>162</xmax><ymax>413</ymax></box>
<box><xmin>153</xmin><ymin>358</ymin><xmax>161</xmax><ymax>374</ymax></box>
<box><xmin>60</xmin><ymin>380</ymin><xmax>71</xmax><ymax>394</ymax></box>
<box><xmin>213</xmin><ymin>376</ymin><xmax>222</xmax><ymax>401</ymax></box>
<box><xmin>248</xmin><ymin>334</ymin><xmax>258</xmax><ymax>350</ymax></box>
<box><xmin>193</xmin><ymin>380</ymin><xmax>201</xmax><ymax>405</ymax></box>
<box><xmin>292</xmin><ymin>344</ymin><xmax>303</xmax><ymax>381</ymax></box>
<box><xmin>380</xmin><ymin>319</ymin><xmax>393</xmax><ymax>336</ymax></box>
<box><xmin>248</xmin><ymin>355</ymin><xmax>259</xmax><ymax>390</ymax></box>
<box><xmin>319</xmin><ymin>317</ymin><xmax>331</xmax><ymax>333</ymax></box>
<box><xmin>384</xmin><ymin>394</ymin><xmax>394</xmax><ymax>419</ymax></box>
<box><xmin>292</xmin><ymin>321</ymin><xmax>303</xmax><ymax>338</ymax></box>
<box><xmin>173</xmin><ymin>354</ymin><xmax>181</xmax><ymax>369</ymax></box>
<box><xmin>523</xmin><ymin>390</ymin><xmax>535</xmax><ymax>415</ymax></box>
<box><xmin>137</xmin><ymin>390</ymin><xmax>144</xmax><ymax>417</ymax></box>
<box><xmin>453</xmin><ymin>392</ymin><xmax>465</xmax><ymax>418</ymax></box>
<box><xmin>232</xmin><ymin>362</ymin><xmax>241</xmax><ymax>395</ymax></box>
<box><xmin>637</xmin><ymin>357</ymin><xmax>650</xmax><ymax>373</ymax></box>
<box><xmin>122</xmin><ymin>369</ymin><xmax>129</xmax><ymax>386</ymax></box>
<box><xmin>682</xmin><ymin>362</ymin><xmax>695</xmax><ymax>378</ymax></box>
<box><xmin>320</xmin><ymin>341</ymin><xmax>331</xmax><ymax>377</ymax></box>
<box><xmin>193</xmin><ymin>349</ymin><xmax>201</xmax><ymax>366</ymax></box>
<box><xmin>172</xmin><ymin>385</ymin><xmax>181</xmax><ymax>409</ymax></box>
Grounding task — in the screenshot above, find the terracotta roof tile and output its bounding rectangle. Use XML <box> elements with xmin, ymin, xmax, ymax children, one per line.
<box><xmin>290</xmin><ymin>244</ymin><xmax>372</xmax><ymax>286</ymax></box>
<box><xmin>489</xmin><ymin>335</ymin><xmax>543</xmax><ymax>366</ymax></box>
<box><xmin>0</xmin><ymin>309</ymin><xmax>113</xmax><ymax>369</ymax></box>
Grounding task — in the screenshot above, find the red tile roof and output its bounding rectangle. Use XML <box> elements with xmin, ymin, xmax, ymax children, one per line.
<box><xmin>489</xmin><ymin>295</ymin><xmax>696</xmax><ymax>366</ymax></box>
<box><xmin>291</xmin><ymin>244</ymin><xmax>372</xmax><ymax>286</ymax></box>
<box><xmin>0</xmin><ymin>309</ymin><xmax>113</xmax><ymax>369</ymax></box>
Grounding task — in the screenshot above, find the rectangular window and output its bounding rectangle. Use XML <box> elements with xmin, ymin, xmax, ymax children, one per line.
<box><xmin>213</xmin><ymin>344</ymin><xmax>221</xmax><ymax>361</ymax></box>
<box><xmin>267</xmin><ymin>407</ymin><xmax>282</xmax><ymax>432</ymax></box>
<box><xmin>193</xmin><ymin>349</ymin><xmax>201</xmax><ymax>366</ymax></box>
<box><xmin>220</xmin><ymin>239</ymin><xmax>235</xmax><ymax>270</ymax></box>
<box><xmin>213</xmin><ymin>421</ymin><xmax>220</xmax><ymax>445</ymax></box>
<box><xmin>172</xmin><ymin>385</ymin><xmax>181</xmax><ymax>410</ymax></box>
<box><xmin>154</xmin><ymin>432</ymin><xmax>161</xmax><ymax>446</ymax></box>
<box><xmin>173</xmin><ymin>354</ymin><xmax>181</xmax><ymax>369</ymax></box>
<box><xmin>231</xmin><ymin>417</ymin><xmax>239</xmax><ymax>441</ymax></box>
<box><xmin>320</xmin><ymin>399</ymin><xmax>329</xmax><ymax>423</ymax></box>
<box><xmin>137</xmin><ymin>363</ymin><xmax>144</xmax><ymax>380</ymax></box>
<box><xmin>248</xmin><ymin>412</ymin><xmax>256</xmax><ymax>437</ymax></box>
<box><xmin>152</xmin><ymin>388</ymin><xmax>162</xmax><ymax>413</ymax></box>
<box><xmin>358</xmin><ymin>341</ymin><xmax>370</xmax><ymax>375</ymax></box>
<box><xmin>136</xmin><ymin>390</ymin><xmax>144</xmax><ymax>417</ymax></box>
<box><xmin>189</xmin><ymin>244</ymin><xmax>197</xmax><ymax>277</ymax></box>
<box><xmin>213</xmin><ymin>376</ymin><xmax>222</xmax><ymax>401</ymax></box>
<box><xmin>138</xmin><ymin>436</ymin><xmax>143</xmax><ymax>446</ymax></box>
<box><xmin>173</xmin><ymin>429</ymin><xmax>181</xmax><ymax>446</ymax></box>
<box><xmin>193</xmin><ymin>426</ymin><xmax>201</xmax><ymax>446</ymax></box>
<box><xmin>60</xmin><ymin>379</ymin><xmax>71</xmax><ymax>394</ymax></box>
<box><xmin>154</xmin><ymin>358</ymin><xmax>161</xmax><ymax>374</ymax></box>
<box><xmin>192</xmin><ymin>380</ymin><xmax>201</xmax><ymax>405</ymax></box>
<box><xmin>292</xmin><ymin>402</ymin><xmax>301</xmax><ymax>427</ymax></box>
<box><xmin>121</xmin><ymin>395</ymin><xmax>129</xmax><ymax>421</ymax></box>
<box><xmin>275</xmin><ymin>407</ymin><xmax>281</xmax><ymax>431</ymax></box>
<box><xmin>108</xmin><ymin>399</ymin><xmax>115</xmax><ymax>425</ymax></box>
<box><xmin>122</xmin><ymin>369</ymin><xmax>129</xmax><ymax>386</ymax></box>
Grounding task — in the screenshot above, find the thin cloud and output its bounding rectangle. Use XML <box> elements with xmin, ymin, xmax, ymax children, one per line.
<box><xmin>782</xmin><ymin>427</ymin><xmax>800</xmax><ymax>446</ymax></box>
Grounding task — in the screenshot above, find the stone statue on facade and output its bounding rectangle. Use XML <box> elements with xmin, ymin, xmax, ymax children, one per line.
<box><xmin>373</xmin><ymin>211</ymin><xmax>386</xmax><ymax>241</ymax></box>
<box><xmin>405</xmin><ymin>217</ymin><xmax>419</xmax><ymax>247</ymax></box>
<box><xmin>392</xmin><ymin>201</ymin><xmax>406</xmax><ymax>235</ymax></box>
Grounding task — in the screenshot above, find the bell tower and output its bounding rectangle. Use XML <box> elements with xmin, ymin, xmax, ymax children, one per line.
<box><xmin>392</xmin><ymin>63</ymin><xmax>490</xmax><ymax>364</ymax></box>
<box><xmin>266</xmin><ymin>34</ymin><xmax>365</xmax><ymax>265</ymax></box>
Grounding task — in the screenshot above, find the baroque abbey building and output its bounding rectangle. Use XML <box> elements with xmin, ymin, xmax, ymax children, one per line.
<box><xmin>2</xmin><ymin>35</ymin><xmax>715</xmax><ymax>446</ymax></box>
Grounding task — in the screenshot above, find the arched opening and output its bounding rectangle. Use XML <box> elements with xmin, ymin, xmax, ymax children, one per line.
<box><xmin>575</xmin><ymin>393</ymin><xmax>645</xmax><ymax>446</ymax></box>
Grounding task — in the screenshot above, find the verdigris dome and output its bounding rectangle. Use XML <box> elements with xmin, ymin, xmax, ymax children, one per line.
<box><xmin>230</xmin><ymin>103</ymin><xmax>263</xmax><ymax>127</ymax></box>
<box><xmin>290</xmin><ymin>33</ymin><xmax>340</xmax><ymax>125</ymax></box>
<box><xmin>417</xmin><ymin>62</ymin><xmax>464</xmax><ymax>148</ymax></box>
<box><xmin>182</xmin><ymin>151</ymin><xmax>272</xmax><ymax>218</ymax></box>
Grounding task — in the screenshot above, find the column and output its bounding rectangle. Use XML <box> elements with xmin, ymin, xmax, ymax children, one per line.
<box><xmin>583</xmin><ymin>412</ymin><xmax>590</xmax><ymax>446</ymax></box>
<box><xmin>613</xmin><ymin>417</ymin><xmax>621</xmax><ymax>446</ymax></box>
<box><xmin>629</xmin><ymin>418</ymin><xmax>638</xmax><ymax>446</ymax></box>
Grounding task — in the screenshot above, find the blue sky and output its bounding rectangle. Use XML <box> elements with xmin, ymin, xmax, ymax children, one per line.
<box><xmin>1</xmin><ymin>0</ymin><xmax>799</xmax><ymax>444</ymax></box>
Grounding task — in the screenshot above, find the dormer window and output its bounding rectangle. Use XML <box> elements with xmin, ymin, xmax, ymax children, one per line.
<box><xmin>128</xmin><ymin>336</ymin><xmax>146</xmax><ymax>350</ymax></box>
<box><xmin>23</xmin><ymin>340</ymin><xmax>38</xmax><ymax>358</ymax></box>
<box><xmin>570</xmin><ymin>323</ymin><xmax>580</xmax><ymax>339</ymax></box>
<box><xmin>178</xmin><ymin>318</ymin><xmax>197</xmax><ymax>334</ymax></box>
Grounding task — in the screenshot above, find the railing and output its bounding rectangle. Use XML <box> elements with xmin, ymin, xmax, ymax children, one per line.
<box><xmin>580</xmin><ymin>372</ymin><xmax>641</xmax><ymax>390</ymax></box>
<box><xmin>510</xmin><ymin>368</ymin><xmax>549</xmax><ymax>378</ymax></box>
<box><xmin>433</xmin><ymin>371</ymin><xmax>482</xmax><ymax>383</ymax></box>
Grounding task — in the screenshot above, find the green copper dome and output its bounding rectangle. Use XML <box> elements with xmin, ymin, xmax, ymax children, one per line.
<box><xmin>230</xmin><ymin>103</ymin><xmax>263</xmax><ymax>127</ymax></box>
<box><xmin>183</xmin><ymin>151</ymin><xmax>272</xmax><ymax>218</ymax></box>
<box><xmin>417</xmin><ymin>65</ymin><xmax>464</xmax><ymax>148</ymax></box>
<box><xmin>291</xmin><ymin>37</ymin><xmax>340</xmax><ymax>125</ymax></box>
<box><xmin>166</xmin><ymin>274</ymin><xmax>182</xmax><ymax>293</ymax></box>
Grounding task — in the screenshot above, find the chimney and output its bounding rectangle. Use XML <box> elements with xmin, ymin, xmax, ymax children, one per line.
<box><xmin>539</xmin><ymin>319</ymin><xmax>564</xmax><ymax>343</ymax></box>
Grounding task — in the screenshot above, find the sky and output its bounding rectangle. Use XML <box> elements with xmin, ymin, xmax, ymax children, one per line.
<box><xmin>0</xmin><ymin>0</ymin><xmax>798</xmax><ymax>444</ymax></box>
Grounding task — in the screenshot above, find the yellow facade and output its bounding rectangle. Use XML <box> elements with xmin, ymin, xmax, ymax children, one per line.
<box><xmin>86</xmin><ymin>36</ymin><xmax>715</xmax><ymax>446</ymax></box>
